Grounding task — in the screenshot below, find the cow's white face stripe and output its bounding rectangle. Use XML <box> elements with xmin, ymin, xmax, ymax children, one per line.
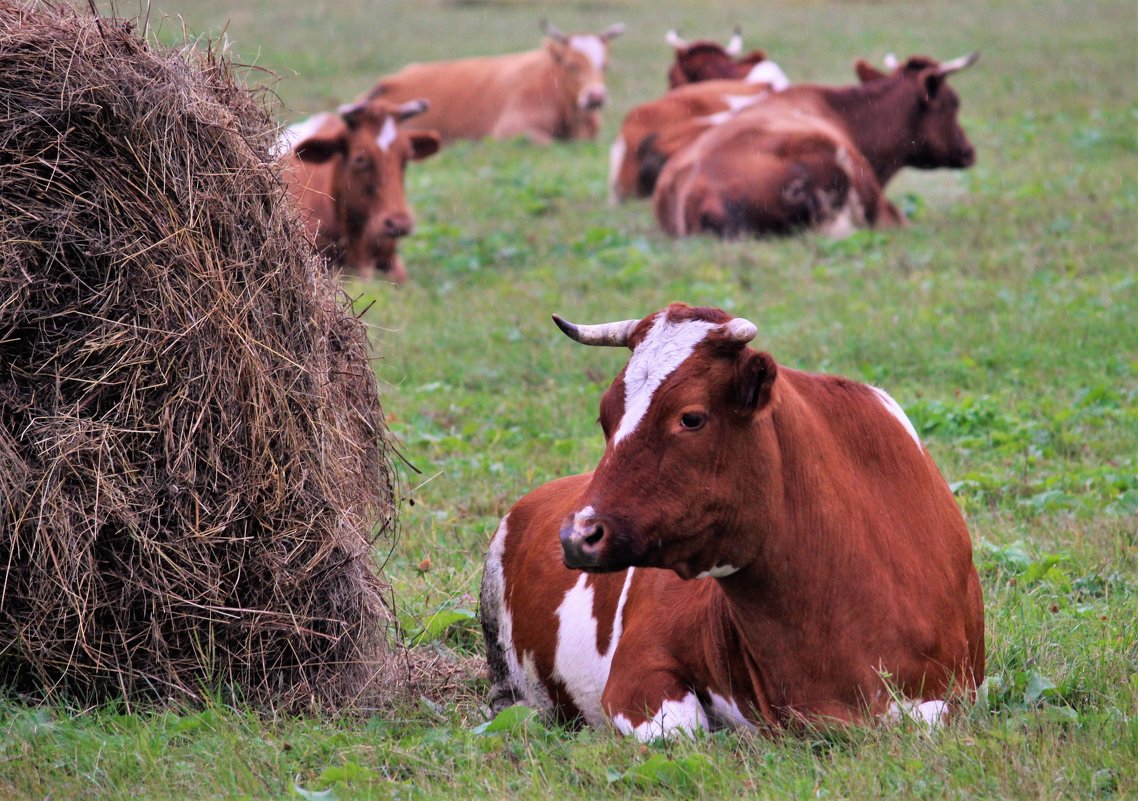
<box><xmin>376</xmin><ymin>115</ymin><xmax>398</xmax><ymax>152</ymax></box>
<box><xmin>745</xmin><ymin>60</ymin><xmax>791</xmax><ymax>91</ymax></box>
<box><xmin>612</xmin><ymin>692</ymin><xmax>708</xmax><ymax>741</ymax></box>
<box><xmin>613</xmin><ymin>316</ymin><xmax>718</xmax><ymax>446</ymax></box>
<box><xmin>871</xmin><ymin>387</ymin><xmax>922</xmax><ymax>448</ymax></box>
<box><xmin>551</xmin><ymin>567</ymin><xmax>636</xmax><ymax>726</ymax></box>
<box><xmin>569</xmin><ymin>35</ymin><xmax>607</xmax><ymax>71</ymax></box>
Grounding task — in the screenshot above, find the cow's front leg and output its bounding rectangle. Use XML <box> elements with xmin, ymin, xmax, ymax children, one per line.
<box><xmin>601</xmin><ymin>659</ymin><xmax>708</xmax><ymax>741</ymax></box>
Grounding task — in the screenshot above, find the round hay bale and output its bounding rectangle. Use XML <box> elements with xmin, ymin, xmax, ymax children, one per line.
<box><xmin>0</xmin><ymin>1</ymin><xmax>400</xmax><ymax>711</ymax></box>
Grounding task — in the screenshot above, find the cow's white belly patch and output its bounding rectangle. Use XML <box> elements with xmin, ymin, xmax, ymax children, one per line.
<box><xmin>551</xmin><ymin>568</ymin><xmax>635</xmax><ymax>726</ymax></box>
<box><xmin>707</xmin><ymin>691</ymin><xmax>757</xmax><ymax>730</ymax></box>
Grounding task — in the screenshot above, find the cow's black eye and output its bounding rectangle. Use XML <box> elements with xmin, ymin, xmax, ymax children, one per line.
<box><xmin>680</xmin><ymin>412</ymin><xmax>707</xmax><ymax>430</ymax></box>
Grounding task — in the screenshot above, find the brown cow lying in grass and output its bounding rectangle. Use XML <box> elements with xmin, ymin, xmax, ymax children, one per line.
<box><xmin>278</xmin><ymin>98</ymin><xmax>440</xmax><ymax>282</ymax></box>
<box><xmin>653</xmin><ymin>53</ymin><xmax>979</xmax><ymax>238</ymax></box>
<box><xmin>481</xmin><ymin>303</ymin><xmax>985</xmax><ymax>740</ymax></box>
<box><xmin>366</xmin><ymin>21</ymin><xmax>625</xmax><ymax>145</ymax></box>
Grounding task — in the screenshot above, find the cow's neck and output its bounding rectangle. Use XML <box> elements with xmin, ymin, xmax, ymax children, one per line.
<box><xmin>708</xmin><ymin>381</ymin><xmax>889</xmax><ymax>724</ymax></box>
<box><xmin>817</xmin><ymin>82</ymin><xmax>916</xmax><ymax>186</ymax></box>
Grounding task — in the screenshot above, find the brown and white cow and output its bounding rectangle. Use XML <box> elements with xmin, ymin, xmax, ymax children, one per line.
<box><xmin>481</xmin><ymin>303</ymin><xmax>984</xmax><ymax>740</ymax></box>
<box><xmin>653</xmin><ymin>53</ymin><xmax>978</xmax><ymax>238</ymax></box>
<box><xmin>365</xmin><ymin>21</ymin><xmax>625</xmax><ymax>145</ymax></box>
<box><xmin>665</xmin><ymin>28</ymin><xmax>783</xmax><ymax>88</ymax></box>
<box><xmin>608</xmin><ymin>78</ymin><xmax>779</xmax><ymax>204</ymax></box>
<box><xmin>279</xmin><ymin>99</ymin><xmax>440</xmax><ymax>282</ymax></box>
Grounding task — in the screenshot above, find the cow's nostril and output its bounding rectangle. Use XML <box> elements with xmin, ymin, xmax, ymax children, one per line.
<box><xmin>584</xmin><ymin>523</ymin><xmax>605</xmax><ymax>548</ymax></box>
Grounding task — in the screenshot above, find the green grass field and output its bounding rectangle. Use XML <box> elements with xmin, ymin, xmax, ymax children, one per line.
<box><xmin>3</xmin><ymin>0</ymin><xmax>1136</xmax><ymax>798</ymax></box>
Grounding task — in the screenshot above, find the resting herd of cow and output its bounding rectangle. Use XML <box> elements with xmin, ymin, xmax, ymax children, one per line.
<box><xmin>278</xmin><ymin>23</ymin><xmax>986</xmax><ymax>740</ymax></box>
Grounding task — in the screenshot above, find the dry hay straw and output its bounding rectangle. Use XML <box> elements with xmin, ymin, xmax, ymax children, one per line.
<box><xmin>0</xmin><ymin>1</ymin><xmax>403</xmax><ymax>712</ymax></box>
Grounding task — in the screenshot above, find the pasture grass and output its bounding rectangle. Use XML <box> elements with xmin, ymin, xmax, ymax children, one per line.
<box><xmin>4</xmin><ymin>0</ymin><xmax>1136</xmax><ymax>797</ymax></box>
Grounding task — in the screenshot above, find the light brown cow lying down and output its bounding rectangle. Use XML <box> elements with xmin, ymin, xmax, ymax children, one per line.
<box><xmin>653</xmin><ymin>53</ymin><xmax>979</xmax><ymax>238</ymax></box>
<box><xmin>366</xmin><ymin>21</ymin><xmax>624</xmax><ymax>145</ymax></box>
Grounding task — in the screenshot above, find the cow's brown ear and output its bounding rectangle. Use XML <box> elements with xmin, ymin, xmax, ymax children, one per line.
<box><xmin>408</xmin><ymin>131</ymin><xmax>441</xmax><ymax>161</ymax></box>
<box><xmin>293</xmin><ymin>135</ymin><xmax>347</xmax><ymax>164</ymax></box>
<box><xmin>918</xmin><ymin>66</ymin><xmax>945</xmax><ymax>104</ymax></box>
<box><xmin>545</xmin><ymin>39</ymin><xmax>568</xmax><ymax>63</ymax></box>
<box><xmin>735</xmin><ymin>350</ymin><xmax>777</xmax><ymax>412</ymax></box>
<box><xmin>855</xmin><ymin>59</ymin><xmax>886</xmax><ymax>83</ymax></box>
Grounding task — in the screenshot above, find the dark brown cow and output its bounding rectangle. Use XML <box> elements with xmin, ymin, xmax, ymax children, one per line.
<box><xmin>365</xmin><ymin>21</ymin><xmax>625</xmax><ymax>144</ymax></box>
<box><xmin>608</xmin><ymin>78</ymin><xmax>778</xmax><ymax>204</ymax></box>
<box><xmin>279</xmin><ymin>99</ymin><xmax>440</xmax><ymax>282</ymax></box>
<box><xmin>480</xmin><ymin>303</ymin><xmax>985</xmax><ymax>740</ymax></box>
<box><xmin>653</xmin><ymin>53</ymin><xmax>979</xmax><ymax>237</ymax></box>
<box><xmin>665</xmin><ymin>28</ymin><xmax>773</xmax><ymax>88</ymax></box>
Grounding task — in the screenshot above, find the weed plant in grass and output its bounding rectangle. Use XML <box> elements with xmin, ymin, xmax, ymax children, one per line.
<box><xmin>4</xmin><ymin>0</ymin><xmax>1136</xmax><ymax>798</ymax></box>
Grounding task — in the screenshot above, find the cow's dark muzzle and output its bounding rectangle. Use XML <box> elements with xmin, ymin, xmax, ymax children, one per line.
<box><xmin>559</xmin><ymin>512</ymin><xmax>628</xmax><ymax>572</ymax></box>
<box><xmin>382</xmin><ymin>212</ymin><xmax>414</xmax><ymax>239</ymax></box>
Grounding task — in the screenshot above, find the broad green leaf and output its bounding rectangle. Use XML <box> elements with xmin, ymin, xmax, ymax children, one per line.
<box><xmin>472</xmin><ymin>705</ymin><xmax>540</xmax><ymax>735</ymax></box>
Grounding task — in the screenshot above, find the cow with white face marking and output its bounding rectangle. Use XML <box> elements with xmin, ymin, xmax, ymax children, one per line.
<box><xmin>279</xmin><ymin>98</ymin><xmax>440</xmax><ymax>282</ymax></box>
<box><xmin>364</xmin><ymin>21</ymin><xmax>625</xmax><ymax>144</ymax></box>
<box><xmin>480</xmin><ymin>303</ymin><xmax>985</xmax><ymax>740</ymax></box>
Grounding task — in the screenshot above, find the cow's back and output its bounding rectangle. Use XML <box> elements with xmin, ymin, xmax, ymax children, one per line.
<box><xmin>370</xmin><ymin>51</ymin><xmax>547</xmax><ymax>142</ymax></box>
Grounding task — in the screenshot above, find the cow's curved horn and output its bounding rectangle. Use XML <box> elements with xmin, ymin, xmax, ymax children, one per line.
<box><xmin>883</xmin><ymin>52</ymin><xmax>900</xmax><ymax>70</ymax></box>
<box><xmin>540</xmin><ymin>18</ymin><xmax>569</xmax><ymax>44</ymax></box>
<box><xmin>725</xmin><ymin>26</ymin><xmax>743</xmax><ymax>56</ymax></box>
<box><xmin>553</xmin><ymin>314</ymin><xmax>639</xmax><ymax>347</ymax></box>
<box><xmin>666</xmin><ymin>30</ymin><xmax>687</xmax><ymax>50</ymax></box>
<box><xmin>397</xmin><ymin>99</ymin><xmax>430</xmax><ymax>121</ymax></box>
<box><xmin>938</xmin><ymin>51</ymin><xmax>979</xmax><ymax>76</ymax></box>
<box><xmin>721</xmin><ymin>317</ymin><xmax>757</xmax><ymax>344</ymax></box>
<box><xmin>600</xmin><ymin>23</ymin><xmax>626</xmax><ymax>41</ymax></box>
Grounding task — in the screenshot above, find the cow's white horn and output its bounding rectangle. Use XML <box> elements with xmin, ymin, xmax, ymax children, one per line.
<box><xmin>938</xmin><ymin>51</ymin><xmax>980</xmax><ymax>76</ymax></box>
<box><xmin>336</xmin><ymin>100</ymin><xmax>367</xmax><ymax>118</ymax></box>
<box><xmin>725</xmin><ymin>27</ymin><xmax>743</xmax><ymax>56</ymax></box>
<box><xmin>600</xmin><ymin>23</ymin><xmax>626</xmax><ymax>41</ymax></box>
<box><xmin>398</xmin><ymin>99</ymin><xmax>430</xmax><ymax>120</ymax></box>
<box><xmin>540</xmin><ymin>19</ymin><xmax>569</xmax><ymax>44</ymax></box>
<box><xmin>553</xmin><ymin>315</ymin><xmax>639</xmax><ymax>347</ymax></box>
<box><xmin>722</xmin><ymin>318</ymin><xmax>758</xmax><ymax>343</ymax></box>
<box><xmin>883</xmin><ymin>53</ymin><xmax>900</xmax><ymax>70</ymax></box>
<box><xmin>666</xmin><ymin>30</ymin><xmax>687</xmax><ymax>50</ymax></box>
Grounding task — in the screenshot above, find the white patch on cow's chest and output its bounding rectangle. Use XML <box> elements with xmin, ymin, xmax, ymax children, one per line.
<box><xmin>376</xmin><ymin>115</ymin><xmax>398</xmax><ymax>152</ymax></box>
<box><xmin>613</xmin><ymin>317</ymin><xmax>718</xmax><ymax>446</ymax></box>
<box><xmin>569</xmin><ymin>35</ymin><xmax>606</xmax><ymax>71</ymax></box>
<box><xmin>695</xmin><ymin>564</ymin><xmax>739</xmax><ymax>579</ymax></box>
<box><xmin>886</xmin><ymin>699</ymin><xmax>949</xmax><ymax>729</ymax></box>
<box><xmin>870</xmin><ymin>387</ymin><xmax>922</xmax><ymax>448</ymax></box>
<box><xmin>551</xmin><ymin>568</ymin><xmax>635</xmax><ymax>726</ymax></box>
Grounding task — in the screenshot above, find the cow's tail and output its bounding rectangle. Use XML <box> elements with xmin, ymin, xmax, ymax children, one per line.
<box><xmin>479</xmin><ymin>515</ymin><xmax>522</xmax><ymax>713</ymax></box>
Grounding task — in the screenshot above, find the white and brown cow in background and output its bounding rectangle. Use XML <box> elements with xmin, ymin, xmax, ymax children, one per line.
<box><xmin>364</xmin><ymin>21</ymin><xmax>625</xmax><ymax>144</ymax></box>
<box><xmin>481</xmin><ymin>303</ymin><xmax>985</xmax><ymax>740</ymax></box>
<box><xmin>665</xmin><ymin>28</ymin><xmax>788</xmax><ymax>89</ymax></box>
<box><xmin>653</xmin><ymin>53</ymin><xmax>979</xmax><ymax>238</ymax></box>
<box><xmin>278</xmin><ymin>98</ymin><xmax>440</xmax><ymax>282</ymax></box>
